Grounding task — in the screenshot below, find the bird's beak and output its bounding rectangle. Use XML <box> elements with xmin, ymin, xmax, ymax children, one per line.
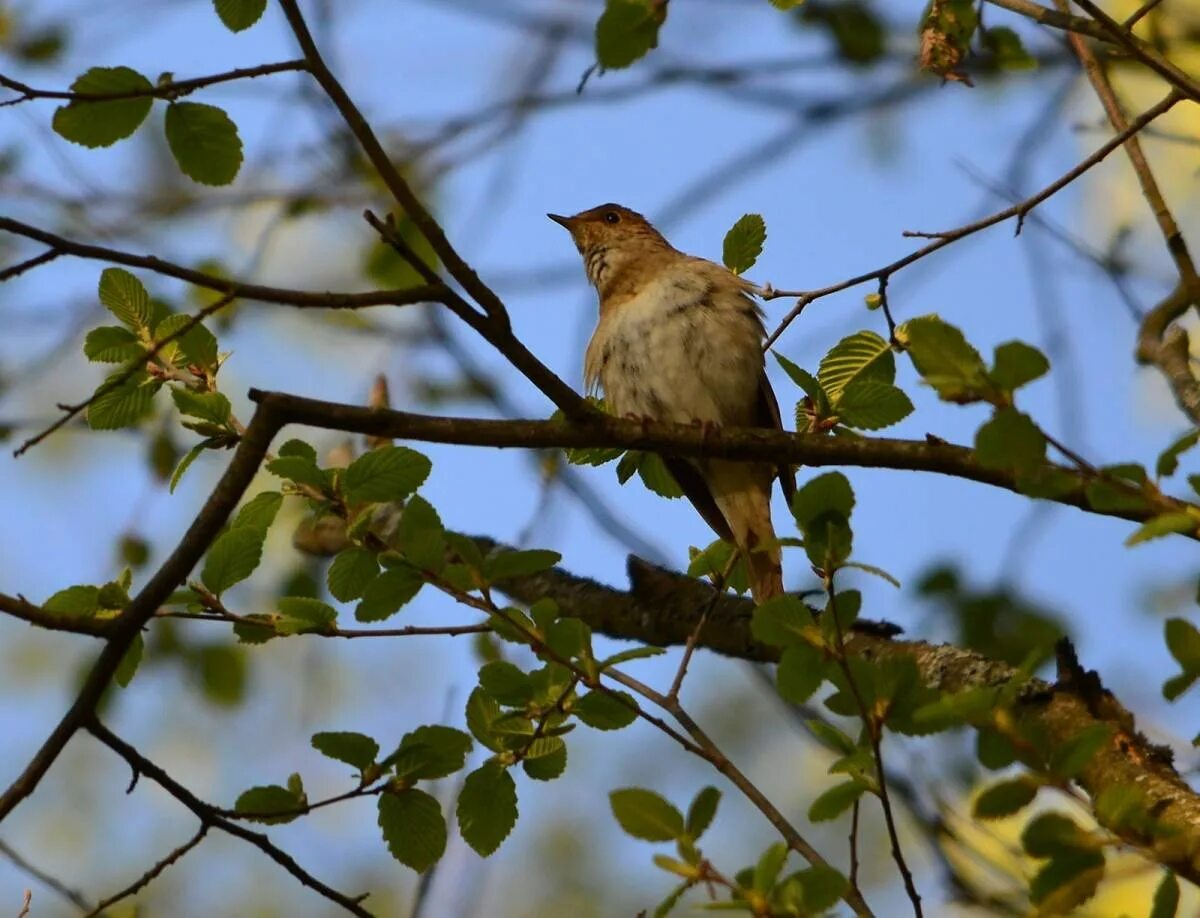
<box><xmin>546</xmin><ymin>213</ymin><xmax>574</xmax><ymax>230</ymax></box>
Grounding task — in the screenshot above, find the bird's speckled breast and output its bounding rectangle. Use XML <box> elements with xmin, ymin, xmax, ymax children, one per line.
<box><xmin>585</xmin><ymin>266</ymin><xmax>764</xmax><ymax>426</ymax></box>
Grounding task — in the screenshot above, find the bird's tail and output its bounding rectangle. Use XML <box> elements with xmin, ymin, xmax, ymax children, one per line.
<box><xmin>705</xmin><ymin>460</ymin><xmax>783</xmax><ymax>603</ymax></box>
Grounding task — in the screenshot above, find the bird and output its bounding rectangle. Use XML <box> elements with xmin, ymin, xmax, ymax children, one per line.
<box><xmin>549</xmin><ymin>203</ymin><xmax>794</xmax><ymax>602</ymax></box>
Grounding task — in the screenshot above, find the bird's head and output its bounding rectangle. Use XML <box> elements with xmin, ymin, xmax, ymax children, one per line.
<box><xmin>548</xmin><ymin>204</ymin><xmax>672</xmax><ymax>290</ymax></box>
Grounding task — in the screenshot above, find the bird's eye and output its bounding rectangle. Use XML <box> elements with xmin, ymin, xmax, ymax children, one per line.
<box><xmin>603</xmin><ymin>211</ymin><xmax>620</xmax><ymax>224</ymax></box>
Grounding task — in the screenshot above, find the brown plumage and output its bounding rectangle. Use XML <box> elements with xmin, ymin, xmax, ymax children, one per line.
<box><xmin>549</xmin><ymin>204</ymin><xmax>794</xmax><ymax>602</ymax></box>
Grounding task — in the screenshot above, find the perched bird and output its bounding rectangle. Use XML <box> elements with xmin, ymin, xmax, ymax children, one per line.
<box><xmin>549</xmin><ymin>203</ymin><xmax>794</xmax><ymax>602</ymax></box>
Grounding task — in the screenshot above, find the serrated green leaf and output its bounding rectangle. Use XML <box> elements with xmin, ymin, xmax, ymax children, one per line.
<box><xmin>722</xmin><ymin>213</ymin><xmax>766</xmax><ymax>274</ymax></box>
<box><xmin>989</xmin><ymin>340</ymin><xmax>1049</xmax><ymax>392</ymax></box>
<box><xmin>484</xmin><ymin>549</ymin><xmax>561</xmax><ymax>582</ymax></box>
<box><xmin>599</xmin><ymin>646</ymin><xmax>666</xmax><ymax>669</ymax></box>
<box><xmin>84</xmin><ymin>325</ymin><xmax>142</xmax><ymax>363</ymax></box>
<box><xmin>1022</xmin><ymin>812</ymin><xmax>1095</xmax><ymax>858</ymax></box>
<box><xmin>792</xmin><ymin>864</ymin><xmax>847</xmax><ymax>913</ymax></box>
<box><xmin>975</xmin><ymin>408</ymin><xmax>1046</xmax><ymax>474</ymax></box>
<box><xmin>1157</xmin><ymin>430</ymin><xmax>1200</xmax><ymax>478</ymax></box>
<box><xmin>792</xmin><ymin>471</ymin><xmax>855</xmax><ymax>527</ymax></box>
<box><xmin>213</xmin><ymin>0</ymin><xmax>268</xmax><ymax>31</ymax></box>
<box><xmin>97</xmin><ymin>269</ymin><xmax>155</xmax><ymax>330</ymax></box>
<box><xmin>751</xmin><ymin>595</ymin><xmax>814</xmax><ymax>647</ymax></box>
<box><xmin>753</xmin><ymin>842</ymin><xmax>788</xmax><ymax>893</ymax></box>
<box><xmin>843</xmin><ymin>560</ymin><xmax>901</xmax><ymax>587</ymax></box>
<box><xmin>265</xmin><ymin>455</ymin><xmax>327</xmax><ymax>491</ymax></box>
<box><xmin>1126</xmin><ymin>512</ymin><xmax>1196</xmax><ymax>546</ymax></box>
<box><xmin>1029</xmin><ymin>849</ymin><xmax>1104</xmax><ymax>912</ymax></box>
<box><xmin>818</xmin><ymin>330</ymin><xmax>894</xmax><ymax>402</ymax></box>
<box><xmin>973</xmin><ymin>776</ymin><xmax>1039</xmax><ymax>819</ymax></box>
<box><xmin>610</xmin><ymin>788</ymin><xmax>684</xmax><ymax>841</ymax></box>
<box><xmin>343</xmin><ymin>446</ymin><xmax>431</xmax><ymax>505</ymax></box>
<box><xmin>808</xmin><ymin>780</ymin><xmax>866</xmax><ymax>822</ymax></box>
<box><xmin>523</xmin><ymin>742</ymin><xmax>567</xmax><ymax>781</ymax></box>
<box><xmin>52</xmin><ymin>67</ymin><xmax>153</xmax><ymax>148</ymax></box>
<box><xmin>595</xmin><ymin>0</ymin><xmax>667</xmax><ymax>69</ymax></box>
<box><xmin>169</xmin><ymin>442</ymin><xmax>207</xmax><ymax>494</ymax></box>
<box><xmin>389</xmin><ymin>725</ymin><xmax>473</xmax><ymax>781</ymax></box>
<box><xmin>685</xmin><ymin>786</ymin><xmax>720</xmax><ymax>840</ymax></box>
<box><xmin>636</xmin><ymin>452</ymin><xmax>684</xmax><ymax>498</ymax></box>
<box><xmin>457</xmin><ymin>762</ymin><xmax>518</xmax><ymax>856</ymax></box>
<box><xmin>171</xmin><ymin>387</ymin><xmax>231</xmax><ymax>426</ymax></box>
<box><xmin>574</xmin><ymin>690</ymin><xmax>637</xmax><ymax>730</ymax></box>
<box><xmin>775</xmin><ymin>353</ymin><xmax>831</xmax><ymax>420</ymax></box>
<box><xmin>275</xmin><ymin>596</ymin><xmax>336</xmax><ymax>635</ymax></box>
<box><xmin>900</xmin><ymin>315</ymin><xmax>989</xmax><ymax>402</ymax></box>
<box><xmin>201</xmin><ymin>526</ymin><xmax>265</xmax><ymax>595</ymax></box>
<box><xmin>378</xmin><ymin>788</ymin><xmax>446</xmax><ymax>872</ymax></box>
<box><xmin>776</xmin><ymin>643</ymin><xmax>824</xmax><ymax>704</ymax></box>
<box><xmin>327</xmin><ymin>548</ymin><xmax>380</xmax><ymax>602</ymax></box>
<box><xmin>478</xmin><ymin>661</ymin><xmax>533</xmax><ymax>707</ymax></box>
<box><xmin>1151</xmin><ymin>870</ymin><xmax>1180</xmax><ymax>918</ymax></box>
<box><xmin>115</xmin><ymin>633</ymin><xmax>142</xmax><ymax>688</ymax></box>
<box><xmin>232</xmin><ymin>491</ymin><xmax>282</xmax><ymax>533</ymax></box>
<box><xmin>311</xmin><ymin>731</ymin><xmax>379</xmax><ymax>771</ymax></box>
<box><xmin>354</xmin><ymin>566</ymin><xmax>424</xmax><ymax>622</ymax></box>
<box><xmin>465</xmin><ymin>687</ymin><xmax>504</xmax><ymax>752</ymax></box>
<box><xmin>43</xmin><ymin>585</ymin><xmax>101</xmax><ymax>617</ymax></box>
<box><xmin>88</xmin><ymin>373</ymin><xmax>159</xmax><ymax>431</ymax></box>
<box><xmin>235</xmin><ymin>782</ymin><xmax>306</xmax><ymax>824</ymax></box>
<box><xmin>164</xmin><ymin>102</ymin><xmax>243</xmax><ymax>186</ymax></box>
<box><xmin>806</xmin><ymin>719</ymin><xmax>858</xmax><ymax>756</ymax></box>
<box><xmin>397</xmin><ymin>495</ymin><xmax>445</xmax><ymax>574</ymax></box>
<box><xmin>834</xmin><ymin>379</ymin><xmax>913</xmax><ymax>430</ymax></box>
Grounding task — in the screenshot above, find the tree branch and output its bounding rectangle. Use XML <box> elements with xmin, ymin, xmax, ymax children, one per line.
<box><xmin>489</xmin><ymin>551</ymin><xmax>1200</xmax><ymax>887</ymax></box>
<box><xmin>85</xmin><ymin>721</ymin><xmax>370</xmax><ymax>916</ymax></box>
<box><xmin>249</xmin><ymin>389</ymin><xmax>1197</xmax><ymax>536</ymax></box>
<box><xmin>0</xmin><ymin>592</ymin><xmax>112</xmax><ymax>636</ymax></box>
<box><xmin>0</xmin><ymin>60</ymin><xmax>308</xmax><ymax>108</ymax></box>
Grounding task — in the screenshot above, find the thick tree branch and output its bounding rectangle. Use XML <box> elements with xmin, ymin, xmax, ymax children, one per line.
<box><xmin>249</xmin><ymin>389</ymin><xmax>1197</xmax><ymax>536</ymax></box>
<box><xmin>489</xmin><ymin>552</ymin><xmax>1200</xmax><ymax>887</ymax></box>
<box><xmin>0</xmin><ymin>217</ymin><xmax>447</xmax><ymax>310</ymax></box>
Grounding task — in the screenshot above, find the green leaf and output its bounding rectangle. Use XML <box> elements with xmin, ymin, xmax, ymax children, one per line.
<box><xmin>973</xmin><ymin>776</ymin><xmax>1039</xmax><ymax>819</ymax></box>
<box><xmin>397</xmin><ymin>495</ymin><xmax>445</xmax><ymax>573</ymax></box>
<box><xmin>975</xmin><ymin>408</ymin><xmax>1046</xmax><ymax>474</ymax></box>
<box><xmin>235</xmin><ymin>781</ymin><xmax>306</xmax><ymax>824</ymax></box>
<box><xmin>900</xmin><ymin>315</ymin><xmax>989</xmax><ymax>402</ymax></box>
<box><xmin>52</xmin><ymin>67</ymin><xmax>153</xmax><ymax>148</ymax></box>
<box><xmin>343</xmin><ymin>446</ymin><xmax>431</xmax><ymax>505</ymax></box>
<box><xmin>457</xmin><ymin>762</ymin><xmax>518</xmax><ymax>856</ymax></box>
<box><xmin>311</xmin><ymin>731</ymin><xmax>379</xmax><ymax>771</ymax></box>
<box><xmin>844</xmin><ymin>561</ymin><xmax>901</xmax><ymax>587</ymax></box>
<box><xmin>327</xmin><ymin>547</ymin><xmax>380</xmax><ymax>602</ymax></box>
<box><xmin>484</xmin><ymin>549</ymin><xmax>561</xmax><ymax>582</ymax></box>
<box><xmin>1029</xmin><ymin>849</ymin><xmax>1105</xmax><ymax>912</ymax></box>
<box><xmin>769</xmin><ymin>0</ymin><xmax>807</xmax><ymax>8</ymax></box>
<box><xmin>1022</xmin><ymin>812</ymin><xmax>1094</xmax><ymax>858</ymax></box>
<box><xmin>834</xmin><ymin>379</ymin><xmax>913</xmax><ymax>430</ymax></box>
<box><xmin>43</xmin><ymin>585</ymin><xmax>100</xmax><ymax>617</ymax></box>
<box><xmin>213</xmin><ymin>0</ymin><xmax>268</xmax><ymax>31</ymax></box>
<box><xmin>983</xmin><ymin>25</ymin><xmax>1037</xmax><ymax>70</ymax></box>
<box><xmin>685</xmin><ymin>786</ymin><xmax>720</xmax><ymax>840</ymax></box>
<box><xmin>275</xmin><ymin>597</ymin><xmax>336</xmax><ymax>635</ymax></box>
<box><xmin>171</xmin><ymin>388</ymin><xmax>231</xmax><ymax>426</ymax></box>
<box><xmin>792</xmin><ymin>865</ymin><xmax>848</xmax><ymax>913</ymax></box>
<box><xmin>775</xmin><ymin>354</ymin><xmax>831</xmax><ymax>419</ymax></box>
<box><xmin>84</xmin><ymin>326</ymin><xmax>142</xmax><ymax>363</ymax></box>
<box><xmin>378</xmin><ymin>788</ymin><xmax>446</xmax><ymax>872</ymax></box>
<box><xmin>478</xmin><ymin>661</ymin><xmax>533</xmax><ymax>707</ymax></box>
<box><xmin>1126</xmin><ymin>512</ymin><xmax>1196</xmax><ymax>546</ymax></box>
<box><xmin>164</xmin><ymin>102</ymin><xmax>243</xmax><ymax>186</ymax></box>
<box><xmin>233</xmin><ymin>491</ymin><xmax>282</xmax><ymax>533</ymax></box>
<box><xmin>1157</xmin><ymin>430</ymin><xmax>1200</xmax><ymax>478</ymax></box>
<box><xmin>1165</xmin><ymin>617</ymin><xmax>1200</xmax><ymax>671</ymax></box>
<box><xmin>776</xmin><ymin>642</ymin><xmax>824</xmax><ymax>704</ymax></box>
<box><xmin>807</xmin><ymin>719</ymin><xmax>857</xmax><ymax>756</ymax></box>
<box><xmin>595</xmin><ymin>0</ymin><xmax>667</xmax><ymax>69</ymax></box>
<box><xmin>115</xmin><ymin>633</ymin><xmax>143</xmax><ymax>688</ymax></box>
<box><xmin>87</xmin><ymin>373</ymin><xmax>159</xmax><ymax>431</ymax></box>
<box><xmin>1151</xmin><ymin>870</ymin><xmax>1180</xmax><ymax>918</ymax></box>
<box><xmin>389</xmin><ymin>725</ymin><xmax>473</xmax><ymax>781</ymax></box>
<box><xmin>98</xmin><ymin>268</ymin><xmax>154</xmax><ymax>330</ymax></box>
<box><xmin>808</xmin><ymin>780</ymin><xmax>866</xmax><ymax>822</ymax></box>
<box><xmin>751</xmin><ymin>595</ymin><xmax>813</xmax><ymax>647</ymax></box>
<box><xmin>279</xmin><ymin>438</ymin><xmax>317</xmax><ymax>462</ymax></box>
<box><xmin>1162</xmin><ymin>671</ymin><xmax>1196</xmax><ymax>702</ymax></box>
<box><xmin>354</xmin><ymin>566</ymin><xmax>424</xmax><ymax>622</ymax></box>
<box><xmin>466</xmin><ymin>687</ymin><xmax>505</xmax><ymax>752</ymax></box>
<box><xmin>609</xmin><ymin>788</ymin><xmax>684</xmax><ymax>841</ymax></box>
<box><xmin>753</xmin><ymin>842</ymin><xmax>788</xmax><ymax>893</ymax></box>
<box><xmin>1050</xmin><ymin>724</ymin><xmax>1112</xmax><ymax>779</ymax></box>
<box><xmin>636</xmin><ymin>452</ymin><xmax>683</xmax><ymax>498</ymax></box>
<box><xmin>792</xmin><ymin>471</ymin><xmax>855</xmax><ymax>527</ymax></box>
<box><xmin>266</xmin><ymin>455</ymin><xmax>327</xmax><ymax>492</ymax></box>
<box><xmin>599</xmin><ymin>646</ymin><xmax>666</xmax><ymax>669</ymax></box>
<box><xmin>574</xmin><ymin>691</ymin><xmax>637</xmax><ymax>730</ymax></box>
<box><xmin>722</xmin><ymin>213</ymin><xmax>767</xmax><ymax>275</ymax></box>
<box><xmin>989</xmin><ymin>340</ymin><xmax>1049</xmax><ymax>392</ymax></box>
<box><xmin>818</xmin><ymin>330</ymin><xmax>894</xmax><ymax>402</ymax></box>
<box><xmin>523</xmin><ymin>741</ymin><xmax>567</xmax><ymax>781</ymax></box>
<box><xmin>201</xmin><ymin>526</ymin><xmax>265</xmax><ymax>595</ymax></box>
<box><xmin>169</xmin><ymin>443</ymin><xmax>207</xmax><ymax>494</ymax></box>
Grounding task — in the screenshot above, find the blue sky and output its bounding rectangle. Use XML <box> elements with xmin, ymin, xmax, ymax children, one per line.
<box><xmin>2</xmin><ymin>1</ymin><xmax>1198</xmax><ymax>914</ymax></box>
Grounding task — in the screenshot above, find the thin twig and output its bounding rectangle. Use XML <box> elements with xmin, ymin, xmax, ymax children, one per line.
<box><xmin>0</xmin><ymin>248</ymin><xmax>61</xmax><ymax>282</ymax></box>
<box><xmin>0</xmin><ymin>839</ymin><xmax>91</xmax><ymax>911</ymax></box>
<box><xmin>83</xmin><ymin>826</ymin><xmax>209</xmax><ymax>918</ymax></box>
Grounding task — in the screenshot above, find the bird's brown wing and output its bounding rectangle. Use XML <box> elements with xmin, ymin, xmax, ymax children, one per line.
<box><xmin>756</xmin><ymin>370</ymin><xmax>796</xmax><ymax>506</ymax></box>
<box><xmin>661</xmin><ymin>456</ymin><xmax>734</xmax><ymax>542</ymax></box>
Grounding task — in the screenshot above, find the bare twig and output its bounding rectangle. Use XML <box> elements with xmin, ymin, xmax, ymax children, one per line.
<box><xmin>0</xmin><ymin>839</ymin><xmax>91</xmax><ymax>912</ymax></box>
<box><xmin>0</xmin><ymin>248</ymin><xmax>61</xmax><ymax>282</ymax></box>
<box><xmin>83</xmin><ymin>826</ymin><xmax>209</xmax><ymax>918</ymax></box>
